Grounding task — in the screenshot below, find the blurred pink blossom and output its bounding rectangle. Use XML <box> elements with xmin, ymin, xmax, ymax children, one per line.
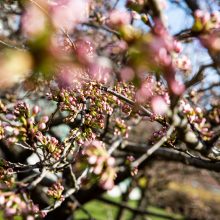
<box><xmin>120</xmin><ymin>67</ymin><xmax>135</xmax><ymax>82</ymax></box>
<box><xmin>89</xmin><ymin>56</ymin><xmax>112</xmax><ymax>84</ymax></box>
<box><xmin>74</xmin><ymin>39</ymin><xmax>95</xmax><ymax>64</ymax></box>
<box><xmin>174</xmin><ymin>55</ymin><xmax>191</xmax><ymax>71</ymax></box>
<box><xmin>108</xmin><ymin>9</ymin><xmax>131</xmax><ymax>27</ymax></box>
<box><xmin>170</xmin><ymin>80</ymin><xmax>185</xmax><ymax>95</ymax></box>
<box><xmin>151</xmin><ymin>96</ymin><xmax>168</xmax><ymax>115</ymax></box>
<box><xmin>22</xmin><ymin>3</ymin><xmax>47</xmax><ymax>38</ymax></box>
<box><xmin>173</xmin><ymin>40</ymin><xmax>183</xmax><ymax>53</ymax></box>
<box><xmin>50</xmin><ymin>0</ymin><xmax>89</xmax><ymax>31</ymax></box>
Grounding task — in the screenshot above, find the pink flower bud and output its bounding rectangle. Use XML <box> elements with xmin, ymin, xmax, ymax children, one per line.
<box><xmin>93</xmin><ymin>164</ymin><xmax>103</xmax><ymax>175</ymax></box>
<box><xmin>51</xmin><ymin>137</ymin><xmax>58</xmax><ymax>145</ymax></box>
<box><xmin>100</xmin><ymin>178</ymin><xmax>114</xmax><ymax>190</ymax></box>
<box><xmin>38</xmin><ymin>122</ymin><xmax>46</xmax><ymax>130</ymax></box>
<box><xmin>194</xmin><ymin>10</ymin><xmax>203</xmax><ymax>19</ymax></box>
<box><xmin>0</xmin><ymin>195</ymin><xmax>5</xmax><ymax>205</ymax></box>
<box><xmin>41</xmin><ymin>116</ymin><xmax>49</xmax><ymax>123</ymax></box>
<box><xmin>13</xmin><ymin>128</ymin><xmax>19</xmax><ymax>136</ymax></box>
<box><xmin>27</xmin><ymin>216</ymin><xmax>35</xmax><ymax>220</ymax></box>
<box><xmin>28</xmin><ymin>117</ymin><xmax>35</xmax><ymax>125</ymax></box>
<box><xmin>88</xmin><ymin>155</ymin><xmax>97</xmax><ymax>165</ymax></box>
<box><xmin>33</xmin><ymin>105</ymin><xmax>40</xmax><ymax>114</ymax></box>
<box><xmin>201</xmin><ymin>12</ymin><xmax>210</xmax><ymax>25</ymax></box>
<box><xmin>173</xmin><ymin>40</ymin><xmax>182</xmax><ymax>53</ymax></box>
<box><xmin>107</xmin><ymin>157</ymin><xmax>115</xmax><ymax>166</ymax></box>
<box><xmin>5</xmin><ymin>208</ymin><xmax>16</xmax><ymax>217</ymax></box>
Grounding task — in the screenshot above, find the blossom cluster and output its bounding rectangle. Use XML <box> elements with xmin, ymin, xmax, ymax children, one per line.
<box><xmin>36</xmin><ymin>132</ymin><xmax>63</xmax><ymax>160</ymax></box>
<box><xmin>83</xmin><ymin>140</ymin><xmax>116</xmax><ymax>190</ymax></box>
<box><xmin>0</xmin><ymin>167</ymin><xmax>14</xmax><ymax>187</ymax></box>
<box><xmin>0</xmin><ymin>192</ymin><xmax>42</xmax><ymax>219</ymax></box>
<box><xmin>193</xmin><ymin>10</ymin><xmax>220</xmax><ymax>32</ymax></box>
<box><xmin>47</xmin><ymin>182</ymin><xmax>64</xmax><ymax>201</ymax></box>
<box><xmin>180</xmin><ymin>101</ymin><xmax>213</xmax><ymax>141</ymax></box>
<box><xmin>193</xmin><ymin>10</ymin><xmax>220</xmax><ymax>52</ymax></box>
<box><xmin>1</xmin><ymin>102</ymin><xmax>50</xmax><ymax>145</ymax></box>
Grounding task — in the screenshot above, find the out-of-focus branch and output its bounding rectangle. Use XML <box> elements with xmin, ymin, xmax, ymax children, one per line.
<box><xmin>148</xmin><ymin>0</ymin><xmax>167</xmax><ymax>26</ymax></box>
<box><xmin>185</xmin><ymin>63</ymin><xmax>214</xmax><ymax>89</ymax></box>
<box><xmin>123</xmin><ymin>144</ymin><xmax>220</xmax><ymax>172</ymax></box>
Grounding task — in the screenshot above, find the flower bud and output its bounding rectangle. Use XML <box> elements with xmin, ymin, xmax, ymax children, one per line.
<box><xmin>38</xmin><ymin>122</ymin><xmax>46</xmax><ymax>130</ymax></box>
<box><xmin>33</xmin><ymin>105</ymin><xmax>40</xmax><ymax>115</ymax></box>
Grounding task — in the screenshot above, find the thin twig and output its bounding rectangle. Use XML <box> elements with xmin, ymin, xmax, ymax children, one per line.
<box><xmin>131</xmin><ymin>124</ymin><xmax>175</xmax><ymax>167</ymax></box>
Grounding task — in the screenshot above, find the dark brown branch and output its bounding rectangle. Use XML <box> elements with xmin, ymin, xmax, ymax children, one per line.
<box><xmin>98</xmin><ymin>197</ymin><xmax>181</xmax><ymax>220</ymax></box>
<box><xmin>185</xmin><ymin>63</ymin><xmax>213</xmax><ymax>89</ymax></box>
<box><xmin>123</xmin><ymin>144</ymin><xmax>220</xmax><ymax>172</ymax></box>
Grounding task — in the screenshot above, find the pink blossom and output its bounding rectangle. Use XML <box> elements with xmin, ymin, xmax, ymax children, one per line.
<box><xmin>107</xmin><ymin>157</ymin><xmax>115</xmax><ymax>166</ymax></box>
<box><xmin>151</xmin><ymin>96</ymin><xmax>168</xmax><ymax>115</ymax></box>
<box><xmin>88</xmin><ymin>155</ymin><xmax>97</xmax><ymax>165</ymax></box>
<box><xmin>170</xmin><ymin>80</ymin><xmax>185</xmax><ymax>95</ymax></box>
<box><xmin>174</xmin><ymin>55</ymin><xmax>191</xmax><ymax>71</ymax></box>
<box><xmin>50</xmin><ymin>0</ymin><xmax>89</xmax><ymax>31</ymax></box>
<box><xmin>158</xmin><ymin>47</ymin><xmax>172</xmax><ymax>66</ymax></box>
<box><xmin>194</xmin><ymin>10</ymin><xmax>204</xmax><ymax>19</ymax></box>
<box><xmin>38</xmin><ymin>122</ymin><xmax>46</xmax><ymax>130</ymax></box>
<box><xmin>33</xmin><ymin>105</ymin><xmax>40</xmax><ymax>115</ymax></box>
<box><xmin>5</xmin><ymin>208</ymin><xmax>16</xmax><ymax>217</ymax></box>
<box><xmin>89</xmin><ymin>57</ymin><xmax>112</xmax><ymax>84</ymax></box>
<box><xmin>0</xmin><ymin>195</ymin><xmax>5</xmax><ymax>205</ymax></box>
<box><xmin>22</xmin><ymin>3</ymin><xmax>47</xmax><ymax>38</ymax></box>
<box><xmin>120</xmin><ymin>67</ymin><xmax>135</xmax><ymax>82</ymax></box>
<box><xmin>56</xmin><ymin>64</ymin><xmax>86</xmax><ymax>88</ymax></box>
<box><xmin>74</xmin><ymin>39</ymin><xmax>95</xmax><ymax>64</ymax></box>
<box><xmin>153</xmin><ymin>19</ymin><xmax>167</xmax><ymax>36</ymax></box>
<box><xmin>108</xmin><ymin>10</ymin><xmax>131</xmax><ymax>27</ymax></box>
<box><xmin>173</xmin><ymin>40</ymin><xmax>182</xmax><ymax>53</ymax></box>
<box><xmin>41</xmin><ymin>116</ymin><xmax>49</xmax><ymax>123</ymax></box>
<box><xmin>100</xmin><ymin>178</ymin><xmax>114</xmax><ymax>190</ymax></box>
<box><xmin>27</xmin><ymin>216</ymin><xmax>34</xmax><ymax>220</ymax></box>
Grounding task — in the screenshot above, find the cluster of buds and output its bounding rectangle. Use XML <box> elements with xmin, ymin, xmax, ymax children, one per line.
<box><xmin>149</xmin><ymin>126</ymin><xmax>169</xmax><ymax>145</ymax></box>
<box><xmin>126</xmin><ymin>155</ymin><xmax>138</xmax><ymax>176</ymax></box>
<box><xmin>0</xmin><ymin>192</ymin><xmax>41</xmax><ymax>219</ymax></box>
<box><xmin>125</xmin><ymin>19</ymin><xmax>185</xmax><ymax>95</ymax></box>
<box><xmin>180</xmin><ymin>101</ymin><xmax>213</xmax><ymax>140</ymax></box>
<box><xmin>36</xmin><ymin>132</ymin><xmax>62</xmax><ymax>160</ymax></box>
<box><xmin>83</xmin><ymin>140</ymin><xmax>116</xmax><ymax>190</ymax></box>
<box><xmin>151</xmin><ymin>23</ymin><xmax>183</xmax><ymax>67</ymax></box>
<box><xmin>193</xmin><ymin>10</ymin><xmax>220</xmax><ymax>52</ymax></box>
<box><xmin>50</xmin><ymin>82</ymin><xmax>128</xmax><ymax>144</ymax></box>
<box><xmin>47</xmin><ymin>182</ymin><xmax>64</xmax><ymax>201</ymax></box>
<box><xmin>0</xmin><ymin>167</ymin><xmax>14</xmax><ymax>187</ymax></box>
<box><xmin>114</xmin><ymin>118</ymin><xmax>129</xmax><ymax>137</ymax></box>
<box><xmin>193</xmin><ymin>10</ymin><xmax>220</xmax><ymax>32</ymax></box>
<box><xmin>173</xmin><ymin>55</ymin><xmax>191</xmax><ymax>72</ymax></box>
<box><xmin>134</xmin><ymin>76</ymin><xmax>170</xmax><ymax>115</ymax></box>
<box><xmin>3</xmin><ymin>103</ymin><xmax>50</xmax><ymax>144</ymax></box>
